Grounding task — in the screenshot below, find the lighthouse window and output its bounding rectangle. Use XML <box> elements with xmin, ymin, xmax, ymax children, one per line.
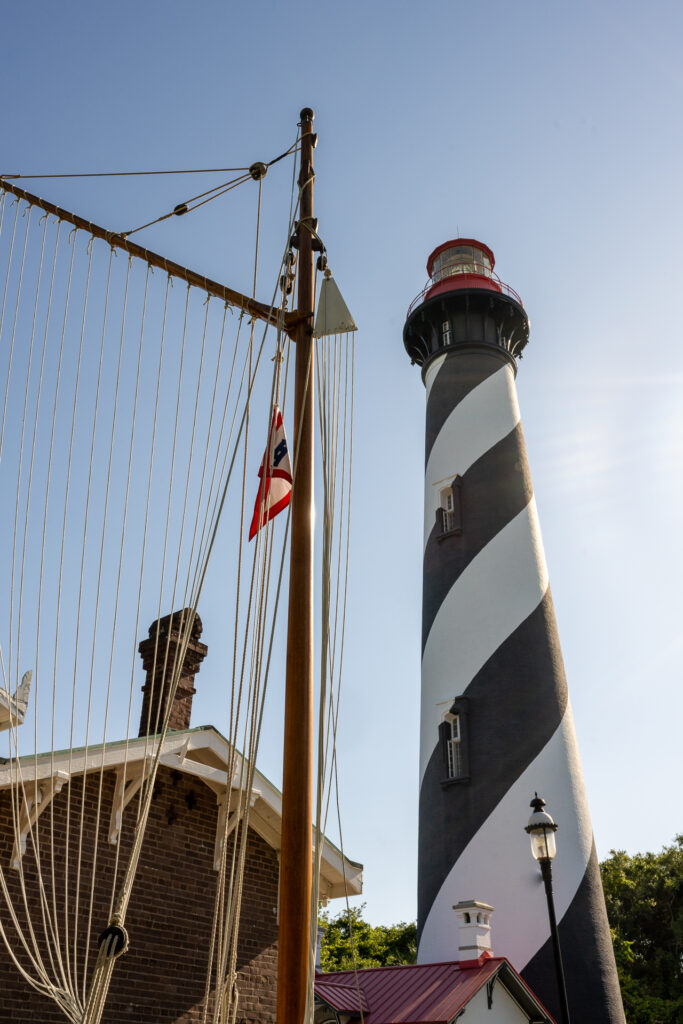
<box><xmin>447</xmin><ymin>715</ymin><xmax>463</xmax><ymax>779</ymax></box>
<box><xmin>440</xmin><ymin>697</ymin><xmax>469</xmax><ymax>785</ymax></box>
<box><xmin>441</xmin><ymin>320</ymin><xmax>452</xmax><ymax>346</ymax></box>
<box><xmin>437</xmin><ymin>476</ymin><xmax>462</xmax><ymax>537</ymax></box>
<box><xmin>440</xmin><ymin>487</ymin><xmax>455</xmax><ymax>532</ymax></box>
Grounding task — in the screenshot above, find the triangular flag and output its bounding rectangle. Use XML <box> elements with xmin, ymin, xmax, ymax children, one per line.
<box><xmin>248</xmin><ymin>405</ymin><xmax>292</xmax><ymax>541</ymax></box>
<box><xmin>313</xmin><ymin>273</ymin><xmax>357</xmax><ymax>338</ymax></box>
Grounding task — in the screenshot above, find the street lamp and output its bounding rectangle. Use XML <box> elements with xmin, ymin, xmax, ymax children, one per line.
<box><xmin>525</xmin><ymin>793</ymin><xmax>571</xmax><ymax>1024</ymax></box>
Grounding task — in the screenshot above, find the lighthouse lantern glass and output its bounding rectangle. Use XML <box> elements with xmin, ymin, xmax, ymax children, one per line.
<box><xmin>432</xmin><ymin>245</ymin><xmax>492</xmax><ymax>283</ymax></box>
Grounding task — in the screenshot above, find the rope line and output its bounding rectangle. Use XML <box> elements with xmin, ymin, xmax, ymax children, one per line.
<box><xmin>105</xmin><ymin>262</ymin><xmax>152</xmax><ymax>915</ymax></box>
<box><xmin>201</xmin><ymin>155</ymin><xmax>307</xmax><ymax>1024</ymax></box>
<box><xmin>120</xmin><ymin>174</ymin><xmax>252</xmax><ymax>239</ymax></box>
<box><xmin>77</xmin><ymin>148</ymin><xmax>304</xmax><ymax>1024</ymax></box>
<box><xmin>306</xmin><ymin>323</ymin><xmax>356</xmax><ymax>1022</ymax></box>
<box><xmin>0</xmin><ymin>179</ymin><xmax>292</xmax><ymax>333</ymax></box>
<box><xmin>1</xmin><ymin>140</ymin><xmax>300</xmax><ymax>183</ymax></box>
<box><xmin>0</xmin><ymin>133</ymin><xmax>360</xmax><ymax>1024</ymax></box>
<box><xmin>0</xmin><ymin>198</ymin><xmax>22</xmax><ymax>459</ymax></box>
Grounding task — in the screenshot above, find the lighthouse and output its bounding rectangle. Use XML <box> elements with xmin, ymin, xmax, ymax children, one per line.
<box><xmin>403</xmin><ymin>240</ymin><xmax>624</xmax><ymax>1023</ymax></box>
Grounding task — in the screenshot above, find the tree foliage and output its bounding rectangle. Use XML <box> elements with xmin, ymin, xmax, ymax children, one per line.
<box><xmin>319</xmin><ymin>904</ymin><xmax>416</xmax><ymax>973</ymax></box>
<box><xmin>600</xmin><ymin>836</ymin><xmax>683</xmax><ymax>1024</ymax></box>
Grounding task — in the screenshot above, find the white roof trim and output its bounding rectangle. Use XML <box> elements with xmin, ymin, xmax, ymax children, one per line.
<box><xmin>0</xmin><ymin>726</ymin><xmax>363</xmax><ymax>898</ymax></box>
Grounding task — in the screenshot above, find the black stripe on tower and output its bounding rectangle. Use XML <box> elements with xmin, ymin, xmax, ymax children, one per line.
<box><xmin>422</xmin><ymin>421</ymin><xmax>533</xmax><ymax>652</ymax></box>
<box><xmin>424</xmin><ymin>349</ymin><xmax>508</xmax><ymax>465</ymax></box>
<box><xmin>417</xmin><ymin>589</ymin><xmax>569</xmax><ymax>938</ymax></box>
<box><xmin>523</xmin><ymin>843</ymin><xmax>626</xmax><ymax>1023</ymax></box>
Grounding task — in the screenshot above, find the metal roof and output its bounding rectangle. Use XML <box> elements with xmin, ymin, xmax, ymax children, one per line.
<box><xmin>316</xmin><ymin>959</ymin><xmax>499</xmax><ymax>1022</ymax></box>
<box><xmin>315</xmin><ymin>958</ymin><xmax>556</xmax><ymax>1024</ymax></box>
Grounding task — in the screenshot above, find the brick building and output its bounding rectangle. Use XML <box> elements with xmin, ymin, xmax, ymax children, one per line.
<box><xmin>0</xmin><ymin>611</ymin><xmax>362</xmax><ymax>1023</ymax></box>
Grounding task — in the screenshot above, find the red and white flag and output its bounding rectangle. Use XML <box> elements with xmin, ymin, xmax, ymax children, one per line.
<box><xmin>248</xmin><ymin>405</ymin><xmax>292</xmax><ymax>541</ymax></box>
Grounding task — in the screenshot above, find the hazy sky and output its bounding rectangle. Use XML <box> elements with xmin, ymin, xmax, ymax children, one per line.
<box><xmin>2</xmin><ymin>0</ymin><xmax>682</xmax><ymax>927</ymax></box>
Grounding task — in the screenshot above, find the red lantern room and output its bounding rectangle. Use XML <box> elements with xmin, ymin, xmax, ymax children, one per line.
<box><xmin>403</xmin><ymin>237</ymin><xmax>529</xmax><ymax>368</ymax></box>
<box><xmin>425</xmin><ymin>238</ymin><xmax>500</xmax><ymax>302</ymax></box>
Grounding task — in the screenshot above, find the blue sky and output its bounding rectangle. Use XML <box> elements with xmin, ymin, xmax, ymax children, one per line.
<box><xmin>2</xmin><ymin>0</ymin><xmax>682</xmax><ymax>926</ymax></box>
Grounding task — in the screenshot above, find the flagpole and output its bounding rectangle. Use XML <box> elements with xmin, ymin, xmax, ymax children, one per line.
<box><xmin>276</xmin><ymin>107</ymin><xmax>316</xmax><ymax>1024</ymax></box>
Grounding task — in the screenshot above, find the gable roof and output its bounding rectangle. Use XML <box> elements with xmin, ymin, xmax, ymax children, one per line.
<box><xmin>0</xmin><ymin>724</ymin><xmax>362</xmax><ymax>901</ymax></box>
<box><xmin>315</xmin><ymin>958</ymin><xmax>556</xmax><ymax>1024</ymax></box>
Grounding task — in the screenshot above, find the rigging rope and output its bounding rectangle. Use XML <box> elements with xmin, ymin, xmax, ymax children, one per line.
<box><xmin>0</xmin><ymin>133</ymin><xmax>303</xmax><ymax>1022</ymax></box>
<box><xmin>120</xmin><ymin>173</ymin><xmax>253</xmax><ymax>239</ymax></box>
<box><xmin>305</xmin><ymin>321</ymin><xmax>356</xmax><ymax>1024</ymax></box>
<box><xmin>201</xmin><ymin>141</ymin><xmax>303</xmax><ymax>1024</ymax></box>
<box><xmin>0</xmin><ymin>132</ymin><xmax>359</xmax><ymax>1024</ymax></box>
<box><xmin>80</xmin><ymin>148</ymin><xmax>308</xmax><ymax>1024</ymax></box>
<box><xmin>1</xmin><ymin>139</ymin><xmax>300</xmax><ymax>183</ymax></box>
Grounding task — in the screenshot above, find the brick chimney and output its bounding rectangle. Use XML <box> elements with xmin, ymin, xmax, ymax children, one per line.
<box><xmin>453</xmin><ymin>900</ymin><xmax>494</xmax><ymax>968</ymax></box>
<box><xmin>138</xmin><ymin>609</ymin><xmax>207</xmax><ymax>736</ymax></box>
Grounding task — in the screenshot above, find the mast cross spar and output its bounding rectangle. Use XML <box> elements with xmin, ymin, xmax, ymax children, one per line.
<box><xmin>0</xmin><ymin>177</ymin><xmax>305</xmax><ymax>335</ymax></box>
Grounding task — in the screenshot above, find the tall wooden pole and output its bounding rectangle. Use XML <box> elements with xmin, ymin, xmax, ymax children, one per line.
<box><xmin>276</xmin><ymin>107</ymin><xmax>316</xmax><ymax>1024</ymax></box>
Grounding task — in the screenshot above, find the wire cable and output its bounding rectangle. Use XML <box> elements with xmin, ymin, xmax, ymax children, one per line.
<box><xmin>1</xmin><ymin>140</ymin><xmax>300</xmax><ymax>183</ymax></box>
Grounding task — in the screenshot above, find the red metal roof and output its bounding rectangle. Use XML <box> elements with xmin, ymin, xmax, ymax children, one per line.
<box><xmin>315</xmin><ymin>975</ymin><xmax>371</xmax><ymax>1014</ymax></box>
<box><xmin>315</xmin><ymin>958</ymin><xmax>504</xmax><ymax>1023</ymax></box>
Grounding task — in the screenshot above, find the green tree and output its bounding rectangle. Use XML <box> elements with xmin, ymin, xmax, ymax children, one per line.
<box><xmin>600</xmin><ymin>836</ymin><xmax>683</xmax><ymax>1024</ymax></box>
<box><xmin>319</xmin><ymin>904</ymin><xmax>416</xmax><ymax>972</ymax></box>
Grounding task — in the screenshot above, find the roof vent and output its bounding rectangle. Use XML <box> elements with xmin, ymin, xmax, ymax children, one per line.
<box><xmin>453</xmin><ymin>899</ymin><xmax>494</xmax><ymax>968</ymax></box>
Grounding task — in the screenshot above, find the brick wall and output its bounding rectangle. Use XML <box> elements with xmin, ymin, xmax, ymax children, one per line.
<box><xmin>0</xmin><ymin>763</ymin><xmax>279</xmax><ymax>1024</ymax></box>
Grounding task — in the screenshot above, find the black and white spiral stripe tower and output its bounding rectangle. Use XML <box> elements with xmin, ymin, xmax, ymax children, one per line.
<box><xmin>403</xmin><ymin>239</ymin><xmax>624</xmax><ymax>1023</ymax></box>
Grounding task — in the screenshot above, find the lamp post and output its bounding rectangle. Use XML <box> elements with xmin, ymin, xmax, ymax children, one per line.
<box><xmin>525</xmin><ymin>794</ymin><xmax>571</xmax><ymax>1024</ymax></box>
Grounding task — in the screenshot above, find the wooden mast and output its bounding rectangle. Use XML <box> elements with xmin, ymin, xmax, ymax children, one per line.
<box><xmin>276</xmin><ymin>107</ymin><xmax>316</xmax><ymax>1024</ymax></box>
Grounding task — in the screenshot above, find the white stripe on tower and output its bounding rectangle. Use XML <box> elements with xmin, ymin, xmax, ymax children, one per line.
<box><xmin>419</xmin><ymin>498</ymin><xmax>548</xmax><ymax>786</ymax></box>
<box><xmin>419</xmin><ymin>704</ymin><xmax>593</xmax><ymax>967</ymax></box>
<box><xmin>423</xmin><ymin>364</ymin><xmax>521</xmax><ymax>552</ymax></box>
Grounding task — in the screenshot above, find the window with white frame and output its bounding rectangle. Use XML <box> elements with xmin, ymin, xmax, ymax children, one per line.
<box><xmin>446</xmin><ymin>713</ymin><xmax>463</xmax><ymax>780</ymax></box>
<box><xmin>441</xmin><ymin>319</ymin><xmax>452</xmax><ymax>346</ymax></box>
<box><xmin>437</xmin><ymin>476</ymin><xmax>462</xmax><ymax>536</ymax></box>
<box><xmin>440</xmin><ymin>486</ymin><xmax>455</xmax><ymax>533</ymax></box>
<box><xmin>441</xmin><ymin>698</ymin><xmax>469</xmax><ymax>784</ymax></box>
